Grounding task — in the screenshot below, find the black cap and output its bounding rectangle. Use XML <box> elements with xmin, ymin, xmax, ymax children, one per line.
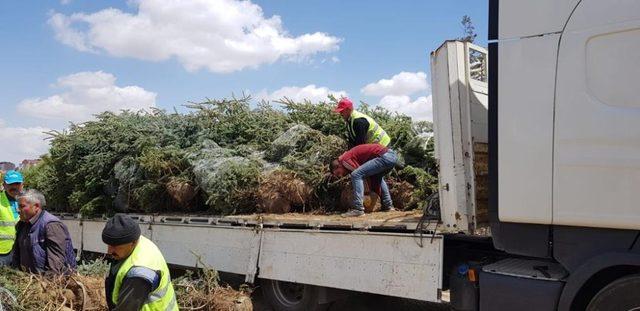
<box><xmin>102</xmin><ymin>214</ymin><xmax>141</xmax><ymax>246</ymax></box>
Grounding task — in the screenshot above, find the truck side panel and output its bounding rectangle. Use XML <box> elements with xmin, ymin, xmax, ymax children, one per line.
<box><xmin>151</xmin><ymin>224</ymin><xmax>261</xmax><ymax>277</ymax></box>
<box><xmin>61</xmin><ymin>217</ymin><xmax>444</xmax><ymax>303</ymax></box>
<box><xmin>432</xmin><ymin>41</ymin><xmax>489</xmax><ymax>232</ymax></box>
<box><xmin>553</xmin><ymin>0</ymin><xmax>640</xmax><ymax>230</ymax></box>
<box><xmin>258</xmin><ymin>229</ymin><xmax>443</xmax><ymax>302</ymax></box>
<box><xmin>497</xmin><ymin>34</ymin><xmax>557</xmax><ymax>224</ymax></box>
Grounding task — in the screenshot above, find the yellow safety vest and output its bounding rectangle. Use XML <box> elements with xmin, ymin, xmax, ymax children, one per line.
<box><xmin>349</xmin><ymin>110</ymin><xmax>391</xmax><ymax>147</ymax></box>
<box><xmin>112</xmin><ymin>236</ymin><xmax>178</xmax><ymax>311</ymax></box>
<box><xmin>0</xmin><ymin>191</ymin><xmax>17</xmax><ymax>254</ymax></box>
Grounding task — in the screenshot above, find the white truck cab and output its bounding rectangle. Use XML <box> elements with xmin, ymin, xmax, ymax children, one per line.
<box><xmin>432</xmin><ymin>1</ymin><xmax>640</xmax><ymax>310</ymax></box>
<box><xmin>484</xmin><ymin>0</ymin><xmax>640</xmax><ymax>309</ymax></box>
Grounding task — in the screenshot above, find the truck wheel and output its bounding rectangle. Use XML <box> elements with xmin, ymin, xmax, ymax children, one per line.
<box><xmin>586</xmin><ymin>274</ymin><xmax>640</xmax><ymax>311</ymax></box>
<box><xmin>261</xmin><ymin>279</ymin><xmax>330</xmax><ymax>311</ymax></box>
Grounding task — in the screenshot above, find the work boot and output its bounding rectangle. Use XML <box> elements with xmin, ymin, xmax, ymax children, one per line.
<box><xmin>341</xmin><ymin>209</ymin><xmax>365</xmax><ymax>217</ymax></box>
<box><xmin>381</xmin><ymin>206</ymin><xmax>397</xmax><ymax>212</ymax></box>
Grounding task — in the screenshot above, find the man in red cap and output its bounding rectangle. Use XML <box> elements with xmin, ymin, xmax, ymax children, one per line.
<box><xmin>334</xmin><ymin>98</ymin><xmax>391</xmax><ymax>148</ymax></box>
<box><xmin>330</xmin><ymin>143</ymin><xmax>398</xmax><ymax>217</ymax></box>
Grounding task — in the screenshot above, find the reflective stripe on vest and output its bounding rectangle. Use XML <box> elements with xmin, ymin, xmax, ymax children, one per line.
<box><xmin>0</xmin><ymin>191</ymin><xmax>17</xmax><ymax>254</ymax></box>
<box><xmin>349</xmin><ymin>110</ymin><xmax>391</xmax><ymax>147</ymax></box>
<box><xmin>112</xmin><ymin>236</ymin><xmax>178</xmax><ymax>311</ymax></box>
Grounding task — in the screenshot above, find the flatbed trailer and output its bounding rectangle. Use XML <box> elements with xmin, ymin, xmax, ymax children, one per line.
<box><xmin>60</xmin><ymin>211</ymin><xmax>452</xmax><ymax>308</ymax></box>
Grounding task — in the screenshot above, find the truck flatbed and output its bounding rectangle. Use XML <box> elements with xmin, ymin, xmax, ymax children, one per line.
<box><xmin>60</xmin><ymin>211</ymin><xmax>446</xmax><ymax>303</ymax></box>
<box><xmin>228</xmin><ymin>210</ymin><xmax>427</xmax><ymax>231</ymax></box>
<box><xmin>58</xmin><ymin>209</ymin><xmax>486</xmax><ymax>235</ymax></box>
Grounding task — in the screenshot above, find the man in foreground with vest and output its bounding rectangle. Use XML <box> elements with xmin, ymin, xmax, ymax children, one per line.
<box><xmin>334</xmin><ymin>98</ymin><xmax>391</xmax><ymax>147</ymax></box>
<box><xmin>331</xmin><ymin>143</ymin><xmax>398</xmax><ymax>217</ymax></box>
<box><xmin>12</xmin><ymin>189</ymin><xmax>77</xmax><ymax>273</ymax></box>
<box><xmin>103</xmin><ymin>214</ymin><xmax>178</xmax><ymax>311</ymax></box>
<box><xmin>0</xmin><ymin>170</ymin><xmax>22</xmax><ymax>266</ymax></box>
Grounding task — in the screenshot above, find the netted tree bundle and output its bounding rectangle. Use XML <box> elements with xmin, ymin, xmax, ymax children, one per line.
<box><xmin>112</xmin><ymin>149</ymin><xmax>195</xmax><ymax>213</ymax></box>
<box><xmin>264</xmin><ymin>124</ymin><xmax>323</xmax><ymax>162</ymax></box>
<box><xmin>257</xmin><ymin>169</ymin><xmax>312</xmax><ymax>214</ymax></box>
<box><xmin>391</xmin><ymin>165</ymin><xmax>438</xmax><ymax>210</ymax></box>
<box><xmin>21</xmin><ymin>95</ymin><xmax>437</xmax><ymax>216</ymax></box>
<box><xmin>112</xmin><ymin>156</ymin><xmax>141</xmax><ymax>212</ymax></box>
<box><xmin>165</xmin><ymin>177</ymin><xmax>198</xmax><ymax>209</ymax></box>
<box><xmin>273</xmin><ymin>128</ymin><xmax>346</xmax><ymax>186</ymax></box>
<box><xmin>387</xmin><ymin>179</ymin><xmax>415</xmax><ymax>210</ymax></box>
<box><xmin>189</xmin><ymin>141</ymin><xmax>262</xmax><ymax>214</ymax></box>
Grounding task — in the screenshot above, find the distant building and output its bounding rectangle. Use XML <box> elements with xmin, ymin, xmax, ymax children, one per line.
<box><xmin>18</xmin><ymin>159</ymin><xmax>40</xmax><ymax>170</ymax></box>
<box><xmin>0</xmin><ymin>162</ymin><xmax>16</xmax><ymax>174</ymax></box>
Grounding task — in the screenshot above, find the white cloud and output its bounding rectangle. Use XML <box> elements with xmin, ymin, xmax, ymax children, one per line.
<box><xmin>361</xmin><ymin>71</ymin><xmax>432</xmax><ymax>121</ymax></box>
<box><xmin>377</xmin><ymin>95</ymin><xmax>433</xmax><ymax>121</ymax></box>
<box><xmin>0</xmin><ymin>122</ymin><xmax>51</xmax><ymax>164</ymax></box>
<box><xmin>361</xmin><ymin>71</ymin><xmax>429</xmax><ymax>97</ymax></box>
<box><xmin>48</xmin><ymin>13</ymin><xmax>94</xmax><ymax>52</ymax></box>
<box><xmin>60</xmin><ymin>0</ymin><xmax>72</xmax><ymax>5</ymax></box>
<box><xmin>17</xmin><ymin>71</ymin><xmax>157</xmax><ymax>122</ymax></box>
<box><xmin>255</xmin><ymin>84</ymin><xmax>347</xmax><ymax>103</ymax></box>
<box><xmin>49</xmin><ymin>0</ymin><xmax>342</xmax><ymax>73</ymax></box>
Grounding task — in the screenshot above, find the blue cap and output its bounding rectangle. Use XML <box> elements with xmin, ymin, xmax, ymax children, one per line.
<box><xmin>3</xmin><ymin>170</ymin><xmax>23</xmax><ymax>184</ymax></box>
<box><xmin>457</xmin><ymin>264</ymin><xmax>469</xmax><ymax>276</ymax></box>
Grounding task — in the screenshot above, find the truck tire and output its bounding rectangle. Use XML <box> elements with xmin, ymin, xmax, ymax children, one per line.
<box><xmin>261</xmin><ymin>279</ymin><xmax>330</xmax><ymax>311</ymax></box>
<box><xmin>586</xmin><ymin>274</ymin><xmax>640</xmax><ymax>311</ymax></box>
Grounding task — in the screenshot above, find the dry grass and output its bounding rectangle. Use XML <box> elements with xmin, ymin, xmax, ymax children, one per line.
<box><xmin>0</xmin><ymin>264</ymin><xmax>252</xmax><ymax>311</ymax></box>
<box><xmin>0</xmin><ymin>268</ymin><xmax>107</xmax><ymax>311</ymax></box>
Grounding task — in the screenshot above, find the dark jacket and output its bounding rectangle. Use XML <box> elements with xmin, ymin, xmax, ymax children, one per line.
<box><xmin>346</xmin><ymin>117</ymin><xmax>370</xmax><ymax>147</ymax></box>
<box><xmin>13</xmin><ymin>210</ymin><xmax>77</xmax><ymax>273</ymax></box>
<box><xmin>105</xmin><ymin>260</ymin><xmax>158</xmax><ymax>311</ymax></box>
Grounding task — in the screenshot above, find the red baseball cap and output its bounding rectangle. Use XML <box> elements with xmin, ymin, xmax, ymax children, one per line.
<box><xmin>333</xmin><ymin>98</ymin><xmax>353</xmax><ymax>113</ymax></box>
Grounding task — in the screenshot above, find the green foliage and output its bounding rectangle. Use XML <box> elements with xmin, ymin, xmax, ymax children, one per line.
<box><xmin>395</xmin><ymin>165</ymin><xmax>438</xmax><ymax>209</ymax></box>
<box><xmin>0</xmin><ymin>267</ymin><xmax>22</xmax><ymax>301</ymax></box>
<box><xmin>414</xmin><ymin>120</ymin><xmax>433</xmax><ymax>134</ymax></box>
<box><xmin>21</xmin><ymin>157</ymin><xmax>61</xmax><ymax>207</ymax></box>
<box><xmin>264</xmin><ymin>124</ymin><xmax>324</xmax><ymax>162</ymax></box>
<box><xmin>360</xmin><ymin>105</ymin><xmax>415</xmax><ymax>150</ymax></box>
<box><xmin>26</xmin><ymin>94</ymin><xmax>437</xmax><ymax>216</ymax></box>
<box><xmin>187</xmin><ymin>96</ymin><xmax>290</xmax><ymax>149</ymax></box>
<box><xmin>190</xmin><ymin>141</ymin><xmax>263</xmax><ymax>214</ymax></box>
<box><xmin>277</xmin><ymin>98</ymin><xmax>346</xmax><ymax>137</ymax></box>
<box><xmin>458</xmin><ymin>15</ymin><xmax>477</xmax><ymax>43</ymax></box>
<box><xmin>77</xmin><ymin>259</ymin><xmax>110</xmax><ymax>276</ymax></box>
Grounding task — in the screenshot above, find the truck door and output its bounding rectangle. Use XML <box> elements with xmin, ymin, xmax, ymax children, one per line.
<box><xmin>553</xmin><ymin>0</ymin><xmax>640</xmax><ymax>229</ymax></box>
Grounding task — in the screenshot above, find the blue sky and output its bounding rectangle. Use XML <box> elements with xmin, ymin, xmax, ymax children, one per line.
<box><xmin>0</xmin><ymin>0</ymin><xmax>487</xmax><ymax>163</ymax></box>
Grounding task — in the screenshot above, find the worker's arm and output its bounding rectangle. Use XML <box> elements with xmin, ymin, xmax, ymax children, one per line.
<box><xmin>113</xmin><ymin>267</ymin><xmax>159</xmax><ymax>311</ymax></box>
<box><xmin>352</xmin><ymin>118</ymin><xmax>369</xmax><ymax>146</ymax></box>
<box><xmin>44</xmin><ymin>222</ymin><xmax>70</xmax><ymax>273</ymax></box>
<box><xmin>339</xmin><ymin>150</ymin><xmax>360</xmax><ymax>172</ymax></box>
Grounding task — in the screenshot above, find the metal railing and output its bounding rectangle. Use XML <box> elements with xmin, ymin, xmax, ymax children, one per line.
<box><xmin>469</xmin><ymin>47</ymin><xmax>488</xmax><ymax>82</ymax></box>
